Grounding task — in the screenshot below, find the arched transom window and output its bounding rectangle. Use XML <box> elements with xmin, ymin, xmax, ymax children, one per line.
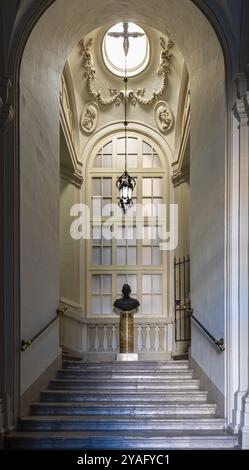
<box><xmin>87</xmin><ymin>133</ymin><xmax>167</xmax><ymax>317</ymax></box>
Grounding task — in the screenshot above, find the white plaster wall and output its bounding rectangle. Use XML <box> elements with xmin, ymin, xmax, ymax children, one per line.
<box><xmin>174</xmin><ymin>181</ymin><xmax>190</xmax><ymax>259</ymax></box>
<box><xmin>20</xmin><ymin>52</ymin><xmax>61</xmax><ymax>393</ymax></box>
<box><xmin>60</xmin><ymin>179</ymin><xmax>81</xmax><ymax>305</ymax></box>
<box><xmin>190</xmin><ymin>66</ymin><xmax>225</xmax><ymax>394</ymax></box>
<box><xmin>20</xmin><ymin>0</ymin><xmax>225</xmax><ymax>395</ymax></box>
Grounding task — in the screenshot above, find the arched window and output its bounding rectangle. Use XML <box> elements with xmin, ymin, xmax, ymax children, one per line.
<box><xmin>87</xmin><ymin>132</ymin><xmax>167</xmax><ymax>317</ymax></box>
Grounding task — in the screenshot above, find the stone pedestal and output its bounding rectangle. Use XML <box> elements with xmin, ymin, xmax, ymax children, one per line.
<box><xmin>116</xmin><ymin>353</ymin><xmax>138</xmax><ymax>361</ymax></box>
<box><xmin>113</xmin><ymin>284</ymin><xmax>139</xmax><ymax>362</ymax></box>
<box><xmin>119</xmin><ymin>311</ymin><xmax>134</xmax><ymax>353</ymax></box>
<box><xmin>116</xmin><ymin>310</ymin><xmax>138</xmax><ymax>361</ymax></box>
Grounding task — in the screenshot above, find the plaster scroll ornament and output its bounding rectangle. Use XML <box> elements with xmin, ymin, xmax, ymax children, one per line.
<box><xmin>78</xmin><ymin>36</ymin><xmax>173</xmax><ymax>107</ymax></box>
<box><xmin>80</xmin><ymin>101</ymin><xmax>99</xmax><ymax>134</ymax></box>
<box><xmin>154</xmin><ymin>100</ymin><xmax>174</xmax><ymax>133</ymax></box>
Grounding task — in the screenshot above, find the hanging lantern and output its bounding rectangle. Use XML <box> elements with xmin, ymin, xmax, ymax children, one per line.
<box><xmin>116</xmin><ymin>170</ymin><xmax>136</xmax><ymax>214</ymax></box>
<box><xmin>116</xmin><ymin>53</ymin><xmax>136</xmax><ymax>215</ymax></box>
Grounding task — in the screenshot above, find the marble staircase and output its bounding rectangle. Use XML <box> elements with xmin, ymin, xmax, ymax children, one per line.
<box><xmin>6</xmin><ymin>360</ymin><xmax>238</xmax><ymax>449</ymax></box>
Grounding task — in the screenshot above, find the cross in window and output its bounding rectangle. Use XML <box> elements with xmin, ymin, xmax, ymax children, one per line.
<box><xmin>108</xmin><ymin>22</ymin><xmax>144</xmax><ymax>57</ymax></box>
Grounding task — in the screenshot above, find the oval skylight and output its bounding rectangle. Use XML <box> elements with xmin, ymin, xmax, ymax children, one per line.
<box><xmin>103</xmin><ymin>22</ymin><xmax>149</xmax><ymax>77</ymax></box>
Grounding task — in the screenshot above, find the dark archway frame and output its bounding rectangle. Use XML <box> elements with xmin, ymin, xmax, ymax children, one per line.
<box><xmin>0</xmin><ymin>0</ymin><xmax>235</xmax><ymax>430</ymax></box>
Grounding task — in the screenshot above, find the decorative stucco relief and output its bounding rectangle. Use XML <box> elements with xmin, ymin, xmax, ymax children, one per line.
<box><xmin>79</xmin><ymin>37</ymin><xmax>173</xmax><ymax>106</ymax></box>
<box><xmin>80</xmin><ymin>101</ymin><xmax>99</xmax><ymax>134</ymax></box>
<box><xmin>154</xmin><ymin>100</ymin><xmax>174</xmax><ymax>133</ymax></box>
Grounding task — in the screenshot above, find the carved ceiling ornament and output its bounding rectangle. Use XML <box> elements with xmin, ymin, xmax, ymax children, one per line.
<box><xmin>79</xmin><ymin>37</ymin><xmax>173</xmax><ymax>106</ymax></box>
<box><xmin>80</xmin><ymin>101</ymin><xmax>99</xmax><ymax>134</ymax></box>
<box><xmin>154</xmin><ymin>100</ymin><xmax>174</xmax><ymax>133</ymax></box>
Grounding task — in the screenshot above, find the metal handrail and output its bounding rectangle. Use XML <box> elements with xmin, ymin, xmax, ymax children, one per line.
<box><xmin>21</xmin><ymin>306</ymin><xmax>68</xmax><ymax>351</ymax></box>
<box><xmin>184</xmin><ymin>305</ymin><xmax>225</xmax><ymax>352</ymax></box>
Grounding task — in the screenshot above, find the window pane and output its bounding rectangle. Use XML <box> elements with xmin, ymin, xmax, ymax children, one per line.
<box><xmin>92</xmin><ymin>226</ymin><xmax>101</xmax><ymax>244</ymax></box>
<box><xmin>103</xmin><ymin>274</ymin><xmax>112</xmax><ymax>293</ymax></box>
<box><xmin>127</xmin><ymin>226</ymin><xmax>136</xmax><ymax>245</ymax></box>
<box><xmin>152</xmin><ymin>246</ymin><xmax>162</xmax><ymax>265</ymax></box>
<box><xmin>102</xmin><ymin>247</ymin><xmax>112</xmax><ymax>265</ymax></box>
<box><xmin>142</xmin><ymin>295</ymin><xmax>151</xmax><ymax>314</ymax></box>
<box><xmin>92</xmin><ymin>198</ymin><xmax>101</xmax><ymax>217</ymax></box>
<box><xmin>117</xmin><ymin>275</ymin><xmax>126</xmax><ymax>293</ymax></box>
<box><xmin>103</xmin><ymin>142</ymin><xmax>112</xmax><ymax>154</ymax></box>
<box><xmin>127</xmin><ymin>274</ymin><xmax>137</xmax><ymax>294</ymax></box>
<box><xmin>92</xmin><ymin>296</ymin><xmax>101</xmax><ymax>314</ymax></box>
<box><xmin>153</xmin><ymin>295</ymin><xmax>162</xmax><ymax>314</ymax></box>
<box><xmin>102</xmin><ymin>154</ymin><xmax>112</xmax><ymax>168</ymax></box>
<box><xmin>153</xmin><ymin>153</ymin><xmax>161</xmax><ymax>168</ymax></box>
<box><xmin>143</xmin><ymin>154</ymin><xmax>152</xmax><ymax>168</ymax></box>
<box><xmin>153</xmin><ymin>178</ymin><xmax>163</xmax><ymax>197</ymax></box>
<box><xmin>142</xmin><ymin>226</ymin><xmax>157</xmax><ymax>245</ymax></box>
<box><xmin>143</xmin><ymin>141</ymin><xmax>152</xmax><ymax>154</ymax></box>
<box><xmin>102</xmin><ymin>178</ymin><xmax>112</xmax><ymax>196</ymax></box>
<box><xmin>142</xmin><ymin>178</ymin><xmax>152</xmax><ymax>196</ymax></box>
<box><xmin>127</xmin><ymin>154</ymin><xmax>138</xmax><ymax>168</ymax></box>
<box><xmin>92</xmin><ymin>275</ymin><xmax>101</xmax><ymax>294</ymax></box>
<box><xmin>142</xmin><ymin>274</ymin><xmax>151</xmax><ymax>293</ymax></box>
<box><xmin>127</xmin><ymin>137</ymin><xmax>138</xmax><ymax>154</ymax></box>
<box><xmin>142</xmin><ymin>247</ymin><xmax>152</xmax><ymax>265</ymax></box>
<box><xmin>116</xmin><ymin>154</ymin><xmax>125</xmax><ymax>169</ymax></box>
<box><xmin>153</xmin><ymin>199</ymin><xmax>163</xmax><ymax>216</ymax></box>
<box><xmin>102</xmin><ymin>199</ymin><xmax>112</xmax><ymax>216</ymax></box>
<box><xmin>127</xmin><ymin>247</ymin><xmax>136</xmax><ymax>265</ymax></box>
<box><xmin>92</xmin><ymin>247</ymin><xmax>101</xmax><ymax>265</ymax></box>
<box><xmin>93</xmin><ymin>154</ymin><xmax>102</xmax><ymax>168</ymax></box>
<box><xmin>117</xmin><ymin>226</ymin><xmax>126</xmax><ymax>245</ymax></box>
<box><xmin>103</xmin><ymin>295</ymin><xmax>112</xmax><ymax>314</ymax></box>
<box><xmin>92</xmin><ymin>178</ymin><xmax>101</xmax><ymax>196</ymax></box>
<box><xmin>117</xmin><ymin>138</ymin><xmax>125</xmax><ymax>153</ymax></box>
<box><xmin>102</xmin><ymin>225</ymin><xmax>112</xmax><ymax>244</ymax></box>
<box><xmin>117</xmin><ymin>247</ymin><xmax>126</xmax><ymax>265</ymax></box>
<box><xmin>153</xmin><ymin>274</ymin><xmax>163</xmax><ymax>294</ymax></box>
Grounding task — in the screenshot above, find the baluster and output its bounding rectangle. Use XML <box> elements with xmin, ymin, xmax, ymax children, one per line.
<box><xmin>94</xmin><ymin>325</ymin><xmax>99</xmax><ymax>351</ymax></box>
<box><xmin>146</xmin><ymin>325</ymin><xmax>151</xmax><ymax>352</ymax></box>
<box><xmin>112</xmin><ymin>325</ymin><xmax>117</xmax><ymax>352</ymax></box>
<box><xmin>137</xmin><ymin>325</ymin><xmax>142</xmax><ymax>352</ymax></box>
<box><xmin>163</xmin><ymin>324</ymin><xmax>167</xmax><ymax>351</ymax></box>
<box><xmin>154</xmin><ymin>325</ymin><xmax>160</xmax><ymax>351</ymax></box>
<box><xmin>103</xmin><ymin>325</ymin><xmax>108</xmax><ymax>352</ymax></box>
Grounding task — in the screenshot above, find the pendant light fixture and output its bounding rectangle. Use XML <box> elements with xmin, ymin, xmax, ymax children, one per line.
<box><xmin>116</xmin><ymin>55</ymin><xmax>136</xmax><ymax>214</ymax></box>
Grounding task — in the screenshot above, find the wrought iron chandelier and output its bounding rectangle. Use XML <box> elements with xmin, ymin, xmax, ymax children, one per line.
<box><xmin>116</xmin><ymin>56</ymin><xmax>136</xmax><ymax>214</ymax></box>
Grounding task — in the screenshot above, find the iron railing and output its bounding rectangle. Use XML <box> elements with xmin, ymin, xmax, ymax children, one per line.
<box><xmin>21</xmin><ymin>305</ymin><xmax>68</xmax><ymax>351</ymax></box>
<box><xmin>184</xmin><ymin>304</ymin><xmax>225</xmax><ymax>352</ymax></box>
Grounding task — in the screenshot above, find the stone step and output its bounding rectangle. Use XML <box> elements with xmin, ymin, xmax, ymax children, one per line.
<box><xmin>31</xmin><ymin>402</ymin><xmax>217</xmax><ymax>416</ymax></box>
<box><xmin>49</xmin><ymin>379</ymin><xmax>200</xmax><ymax>390</ymax></box>
<box><xmin>57</xmin><ymin>370</ymin><xmax>194</xmax><ymax>380</ymax></box>
<box><xmin>41</xmin><ymin>389</ymin><xmax>208</xmax><ymax>402</ymax></box>
<box><xmin>7</xmin><ymin>430</ymin><xmax>238</xmax><ymax>449</ymax></box>
<box><xmin>62</xmin><ymin>361</ymin><xmax>189</xmax><ymax>371</ymax></box>
<box><xmin>19</xmin><ymin>415</ymin><xmax>226</xmax><ymax>432</ymax></box>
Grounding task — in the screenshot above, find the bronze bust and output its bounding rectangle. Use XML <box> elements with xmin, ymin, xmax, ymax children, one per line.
<box><xmin>114</xmin><ymin>284</ymin><xmax>140</xmax><ymax>312</ymax></box>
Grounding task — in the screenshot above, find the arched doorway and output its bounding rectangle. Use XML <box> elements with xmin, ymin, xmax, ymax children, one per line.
<box><xmin>4</xmin><ymin>0</ymin><xmax>248</xmax><ymax>446</ymax></box>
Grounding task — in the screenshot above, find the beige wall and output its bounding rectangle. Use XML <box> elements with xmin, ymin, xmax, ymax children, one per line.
<box><xmin>60</xmin><ymin>178</ymin><xmax>81</xmax><ymax>306</ymax></box>
<box><xmin>174</xmin><ymin>181</ymin><xmax>190</xmax><ymax>259</ymax></box>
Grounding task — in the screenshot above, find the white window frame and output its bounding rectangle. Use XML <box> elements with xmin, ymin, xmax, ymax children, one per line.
<box><xmin>86</xmin><ymin>131</ymin><xmax>168</xmax><ymax>319</ymax></box>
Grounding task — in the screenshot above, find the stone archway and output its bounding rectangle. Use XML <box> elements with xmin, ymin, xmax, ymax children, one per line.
<box><xmin>3</xmin><ymin>0</ymin><xmax>244</xmax><ymax>441</ymax></box>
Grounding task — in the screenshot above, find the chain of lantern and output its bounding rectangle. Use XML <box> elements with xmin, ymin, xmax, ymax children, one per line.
<box><xmin>124</xmin><ymin>56</ymin><xmax>128</xmax><ymax>174</ymax></box>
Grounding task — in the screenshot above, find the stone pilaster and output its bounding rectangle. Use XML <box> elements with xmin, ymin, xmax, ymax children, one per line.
<box><xmin>239</xmin><ymin>90</ymin><xmax>249</xmax><ymax>449</ymax></box>
<box><xmin>0</xmin><ymin>76</ymin><xmax>15</xmax><ymax>434</ymax></box>
<box><xmin>232</xmin><ymin>81</ymin><xmax>249</xmax><ymax>447</ymax></box>
<box><xmin>0</xmin><ymin>77</ymin><xmax>14</xmax><ymax>130</ymax></box>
